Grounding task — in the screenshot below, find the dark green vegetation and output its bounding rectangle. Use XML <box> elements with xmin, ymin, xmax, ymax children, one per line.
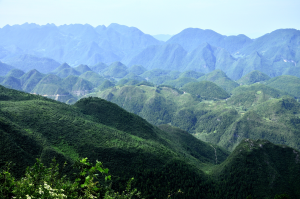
<box><xmin>1</xmin><ymin>85</ymin><xmax>299</xmax><ymax>198</ymax></box>
<box><xmin>87</xmin><ymin>71</ymin><xmax>300</xmax><ymax>156</ymax></box>
<box><xmin>0</xmin><ymin>157</ymin><xmax>141</xmax><ymax>199</ymax></box>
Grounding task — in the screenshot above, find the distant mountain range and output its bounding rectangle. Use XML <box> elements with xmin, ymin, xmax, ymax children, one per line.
<box><xmin>0</xmin><ymin>23</ymin><xmax>299</xmax><ymax>80</ymax></box>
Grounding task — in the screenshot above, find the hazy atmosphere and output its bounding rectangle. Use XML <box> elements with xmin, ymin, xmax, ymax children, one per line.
<box><xmin>1</xmin><ymin>0</ymin><xmax>300</xmax><ymax>38</ymax></box>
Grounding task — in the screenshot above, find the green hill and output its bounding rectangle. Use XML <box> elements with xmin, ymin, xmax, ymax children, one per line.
<box><xmin>62</xmin><ymin>76</ymin><xmax>94</xmax><ymax>97</ymax></box>
<box><xmin>56</xmin><ymin>68</ymin><xmax>81</xmax><ymax>78</ymax></box>
<box><xmin>164</xmin><ymin>77</ymin><xmax>198</xmax><ymax>88</ymax></box>
<box><xmin>51</xmin><ymin>62</ymin><xmax>71</xmax><ymax>73</ymax></box>
<box><xmin>128</xmin><ymin>65</ymin><xmax>147</xmax><ymax>75</ymax></box>
<box><xmin>31</xmin><ymin>74</ymin><xmax>73</xmax><ymax>102</ymax></box>
<box><xmin>97</xmin><ymin>80</ymin><xmax>115</xmax><ymax>91</ymax></box>
<box><xmin>179</xmin><ymin>70</ymin><xmax>204</xmax><ymax>79</ymax></box>
<box><xmin>140</xmin><ymin>69</ymin><xmax>170</xmax><ymax>80</ymax></box>
<box><xmin>213</xmin><ymin>139</ymin><xmax>300</xmax><ymax>198</ymax></box>
<box><xmin>79</xmin><ymin>71</ymin><xmax>106</xmax><ymax>87</ymax></box>
<box><xmin>103</xmin><ymin>62</ymin><xmax>128</xmax><ymax>78</ymax></box>
<box><xmin>123</xmin><ymin>72</ymin><xmax>146</xmax><ymax>82</ymax></box>
<box><xmin>197</xmin><ymin>97</ymin><xmax>300</xmax><ymax>152</ymax></box>
<box><xmin>90</xmin><ymin>62</ymin><xmax>108</xmax><ymax>74</ymax></box>
<box><xmin>0</xmin><ymin>76</ymin><xmax>22</xmax><ymax>91</ymax></box>
<box><xmin>74</xmin><ymin>64</ymin><xmax>92</xmax><ymax>74</ymax></box>
<box><xmin>5</xmin><ymin>69</ymin><xmax>25</xmax><ymax>78</ymax></box>
<box><xmin>182</xmin><ymin>81</ymin><xmax>230</xmax><ymax>100</ymax></box>
<box><xmin>116</xmin><ymin>78</ymin><xmax>142</xmax><ymax>86</ymax></box>
<box><xmin>198</xmin><ymin>70</ymin><xmax>239</xmax><ymax>92</ymax></box>
<box><xmin>266</xmin><ymin>75</ymin><xmax>300</xmax><ymax>98</ymax></box>
<box><xmin>228</xmin><ymin>84</ymin><xmax>286</xmax><ymax>110</ymax></box>
<box><xmin>20</xmin><ymin>69</ymin><xmax>45</xmax><ymax>92</ymax></box>
<box><xmin>237</xmin><ymin>70</ymin><xmax>271</xmax><ymax>85</ymax></box>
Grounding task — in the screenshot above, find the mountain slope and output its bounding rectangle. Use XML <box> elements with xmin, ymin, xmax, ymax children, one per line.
<box><xmin>237</xmin><ymin>70</ymin><xmax>271</xmax><ymax>85</ymax></box>
<box><xmin>0</xmin><ymin>61</ymin><xmax>15</xmax><ymax>76</ymax></box>
<box><xmin>266</xmin><ymin>75</ymin><xmax>300</xmax><ymax>98</ymax></box>
<box><xmin>4</xmin><ymin>54</ymin><xmax>60</xmax><ymax>73</ymax></box>
<box><xmin>166</xmin><ymin>28</ymin><xmax>253</xmax><ymax>53</ymax></box>
<box><xmin>213</xmin><ymin>139</ymin><xmax>300</xmax><ymax>198</ymax></box>
<box><xmin>198</xmin><ymin>70</ymin><xmax>239</xmax><ymax>92</ymax></box>
<box><xmin>0</xmin><ymin>85</ymin><xmax>231</xmax><ymax>198</ymax></box>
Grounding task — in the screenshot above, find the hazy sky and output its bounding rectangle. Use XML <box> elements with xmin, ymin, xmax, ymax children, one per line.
<box><xmin>0</xmin><ymin>0</ymin><xmax>299</xmax><ymax>38</ymax></box>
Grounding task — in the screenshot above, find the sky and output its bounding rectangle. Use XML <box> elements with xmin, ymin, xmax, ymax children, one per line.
<box><xmin>0</xmin><ymin>0</ymin><xmax>299</xmax><ymax>38</ymax></box>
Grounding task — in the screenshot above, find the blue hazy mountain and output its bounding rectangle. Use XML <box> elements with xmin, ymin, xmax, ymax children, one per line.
<box><xmin>1</xmin><ymin>24</ymin><xmax>300</xmax><ymax>80</ymax></box>
<box><xmin>129</xmin><ymin>28</ymin><xmax>300</xmax><ymax>79</ymax></box>
<box><xmin>166</xmin><ymin>28</ymin><xmax>253</xmax><ymax>53</ymax></box>
<box><xmin>0</xmin><ymin>23</ymin><xmax>161</xmax><ymax>67</ymax></box>
<box><xmin>128</xmin><ymin>43</ymin><xmax>187</xmax><ymax>71</ymax></box>
<box><xmin>0</xmin><ymin>61</ymin><xmax>15</xmax><ymax>76</ymax></box>
<box><xmin>3</xmin><ymin>54</ymin><xmax>60</xmax><ymax>73</ymax></box>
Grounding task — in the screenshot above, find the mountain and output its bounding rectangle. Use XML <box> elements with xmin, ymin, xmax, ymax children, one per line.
<box><xmin>20</xmin><ymin>69</ymin><xmax>45</xmax><ymax>92</ymax></box>
<box><xmin>228</xmin><ymin>84</ymin><xmax>287</xmax><ymax>109</ymax></box>
<box><xmin>226</xmin><ymin>51</ymin><xmax>274</xmax><ymax>80</ymax></box>
<box><xmin>0</xmin><ymin>23</ymin><xmax>162</xmax><ymax>66</ymax></box>
<box><xmin>103</xmin><ymin>61</ymin><xmax>128</xmax><ymax>78</ymax></box>
<box><xmin>183</xmin><ymin>43</ymin><xmax>217</xmax><ymax>73</ymax></box>
<box><xmin>53</xmin><ymin>63</ymin><xmax>81</xmax><ymax>78</ymax></box>
<box><xmin>1</xmin><ymin>85</ymin><xmax>299</xmax><ymax>198</ymax></box>
<box><xmin>198</xmin><ymin>70</ymin><xmax>239</xmax><ymax>92</ymax></box>
<box><xmin>52</xmin><ymin>62</ymin><xmax>71</xmax><ymax>73</ymax></box>
<box><xmin>197</xmin><ymin>96</ymin><xmax>300</xmax><ymax>151</ymax></box>
<box><xmin>179</xmin><ymin>70</ymin><xmax>205</xmax><ymax>79</ymax></box>
<box><xmin>239</xmin><ymin>29</ymin><xmax>300</xmax><ymax>59</ymax></box>
<box><xmin>127</xmin><ymin>65</ymin><xmax>147</xmax><ymax>75</ymax></box>
<box><xmin>79</xmin><ymin>71</ymin><xmax>106</xmax><ymax>87</ymax></box>
<box><xmin>74</xmin><ymin>64</ymin><xmax>92</xmax><ymax>74</ymax></box>
<box><xmin>237</xmin><ymin>70</ymin><xmax>271</xmax><ymax>85</ymax></box>
<box><xmin>213</xmin><ymin>139</ymin><xmax>300</xmax><ymax>198</ymax></box>
<box><xmin>266</xmin><ymin>75</ymin><xmax>300</xmax><ymax>98</ymax></box>
<box><xmin>128</xmin><ymin>43</ymin><xmax>187</xmax><ymax>71</ymax></box>
<box><xmin>56</xmin><ymin>68</ymin><xmax>81</xmax><ymax>79</ymax></box>
<box><xmin>166</xmin><ymin>28</ymin><xmax>253</xmax><ymax>53</ymax></box>
<box><xmin>1</xmin><ymin>24</ymin><xmax>299</xmax><ymax>80</ymax></box>
<box><xmin>5</xmin><ymin>69</ymin><xmax>25</xmax><ymax>78</ymax></box>
<box><xmin>182</xmin><ymin>81</ymin><xmax>230</xmax><ymax>100</ymax></box>
<box><xmin>31</xmin><ymin>74</ymin><xmax>73</xmax><ymax>102</ymax></box>
<box><xmin>61</xmin><ymin>76</ymin><xmax>94</xmax><ymax>97</ymax></box>
<box><xmin>97</xmin><ymin>80</ymin><xmax>115</xmax><ymax>91</ymax></box>
<box><xmin>89</xmin><ymin>62</ymin><xmax>108</xmax><ymax>74</ymax></box>
<box><xmin>3</xmin><ymin>54</ymin><xmax>60</xmax><ymax>73</ymax></box>
<box><xmin>0</xmin><ymin>76</ymin><xmax>22</xmax><ymax>91</ymax></box>
<box><xmin>122</xmin><ymin>72</ymin><xmax>146</xmax><ymax>82</ymax></box>
<box><xmin>0</xmin><ymin>85</ymin><xmax>229</xmax><ymax>198</ymax></box>
<box><xmin>0</xmin><ymin>61</ymin><xmax>15</xmax><ymax>76</ymax></box>
<box><xmin>164</xmin><ymin>77</ymin><xmax>198</xmax><ymax>88</ymax></box>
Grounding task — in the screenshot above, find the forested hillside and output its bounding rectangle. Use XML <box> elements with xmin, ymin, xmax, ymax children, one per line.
<box><xmin>1</xmin><ymin>85</ymin><xmax>300</xmax><ymax>198</ymax></box>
